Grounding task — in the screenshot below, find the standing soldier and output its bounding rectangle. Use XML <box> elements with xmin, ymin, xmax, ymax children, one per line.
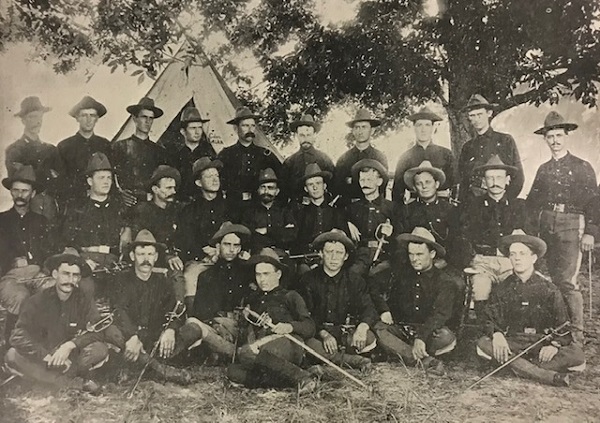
<box><xmin>392</xmin><ymin>107</ymin><xmax>455</xmax><ymax>202</ymax></box>
<box><xmin>217</xmin><ymin>107</ymin><xmax>281</xmax><ymax>218</ymax></box>
<box><xmin>333</xmin><ymin>109</ymin><xmax>388</xmax><ymax>204</ymax></box>
<box><xmin>61</xmin><ymin>153</ymin><xmax>131</xmax><ymax>297</ymax></box>
<box><xmin>241</xmin><ymin>168</ymin><xmax>297</xmax><ymax>253</ymax></box>
<box><xmin>527</xmin><ymin>112</ymin><xmax>597</xmax><ymax>346</ymax></box>
<box><xmin>280</xmin><ymin>114</ymin><xmax>335</xmax><ymax>203</ymax></box>
<box><xmin>57</xmin><ymin>96</ymin><xmax>111</xmax><ymax>203</ymax></box>
<box><xmin>111</xmin><ymin>97</ymin><xmax>166</xmax><ymax>207</ymax></box>
<box><xmin>5</xmin><ymin>96</ymin><xmax>62</xmax><ymax>221</ymax></box>
<box><xmin>174</xmin><ymin>157</ymin><xmax>230</xmax><ymax>305</ymax></box>
<box><xmin>458</xmin><ymin>94</ymin><xmax>523</xmax><ymax>201</ymax></box>
<box><xmin>167</xmin><ymin>107</ymin><xmax>216</xmax><ymax>203</ymax></box>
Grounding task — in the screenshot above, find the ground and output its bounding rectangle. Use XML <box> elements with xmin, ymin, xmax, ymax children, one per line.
<box><xmin>1</xmin><ymin>267</ymin><xmax>600</xmax><ymax>423</ymax></box>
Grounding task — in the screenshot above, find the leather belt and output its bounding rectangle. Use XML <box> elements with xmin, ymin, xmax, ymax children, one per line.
<box><xmin>81</xmin><ymin>245</ymin><xmax>111</xmax><ymax>254</ymax></box>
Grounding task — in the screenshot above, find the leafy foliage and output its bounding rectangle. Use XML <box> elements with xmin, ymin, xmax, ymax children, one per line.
<box><xmin>2</xmin><ymin>0</ymin><xmax>599</xmax><ymax>150</ymax></box>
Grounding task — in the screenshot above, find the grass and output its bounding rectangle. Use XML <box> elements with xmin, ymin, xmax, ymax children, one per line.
<box><xmin>1</xmin><ymin>268</ymin><xmax>600</xmax><ymax>423</ymax></box>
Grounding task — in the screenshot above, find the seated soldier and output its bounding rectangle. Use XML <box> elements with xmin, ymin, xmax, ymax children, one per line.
<box><xmin>0</xmin><ymin>164</ymin><xmax>52</xmax><ymax>341</ymax></box>
<box><xmin>113</xmin><ymin>230</ymin><xmax>202</xmax><ymax>385</ymax></box>
<box><xmin>227</xmin><ymin>248</ymin><xmax>317</xmax><ymax>393</ymax></box>
<box><xmin>242</xmin><ymin>168</ymin><xmax>297</xmax><ymax>253</ymax></box>
<box><xmin>4</xmin><ymin>251</ymin><xmax>115</xmax><ymax>393</ymax></box>
<box><xmin>292</xmin><ymin>163</ymin><xmax>345</xmax><ymax>273</ymax></box>
<box><xmin>476</xmin><ymin>230</ymin><xmax>585</xmax><ymax>387</ymax></box>
<box><xmin>345</xmin><ymin>159</ymin><xmax>395</xmax><ymax>277</ymax></box>
<box><xmin>187</xmin><ymin>222</ymin><xmax>252</xmax><ymax>358</ymax></box>
<box><xmin>395</xmin><ymin>161</ymin><xmax>464</xmax><ymax>268</ymax></box>
<box><xmin>373</xmin><ymin>227</ymin><xmax>462</xmax><ymax>373</ymax></box>
<box><xmin>174</xmin><ymin>157</ymin><xmax>230</xmax><ymax>306</ymax></box>
<box><xmin>301</xmin><ymin>230</ymin><xmax>376</xmax><ymax>370</ymax></box>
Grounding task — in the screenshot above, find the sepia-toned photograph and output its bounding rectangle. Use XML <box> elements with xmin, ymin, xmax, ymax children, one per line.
<box><xmin>0</xmin><ymin>0</ymin><xmax>599</xmax><ymax>421</ymax></box>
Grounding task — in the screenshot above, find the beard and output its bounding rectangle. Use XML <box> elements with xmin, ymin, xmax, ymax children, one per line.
<box><xmin>259</xmin><ymin>193</ymin><xmax>275</xmax><ymax>203</ymax></box>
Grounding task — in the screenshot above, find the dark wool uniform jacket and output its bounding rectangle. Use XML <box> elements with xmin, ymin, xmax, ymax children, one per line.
<box><xmin>242</xmin><ymin>200</ymin><xmax>298</xmax><ymax>252</ymax></box>
<box><xmin>345</xmin><ymin>195</ymin><xmax>396</xmax><ymax>244</ymax></box>
<box><xmin>10</xmin><ymin>287</ymin><xmax>104</xmax><ymax>360</ymax></box>
<box><xmin>130</xmin><ymin>201</ymin><xmax>182</xmax><ymax>254</ymax></box>
<box><xmin>166</xmin><ymin>139</ymin><xmax>216</xmax><ymax>202</ymax></box>
<box><xmin>333</xmin><ymin>145</ymin><xmax>388</xmax><ymax>201</ymax></box>
<box><xmin>292</xmin><ymin>201</ymin><xmax>346</xmax><ymax>254</ymax></box>
<box><xmin>280</xmin><ymin>146</ymin><xmax>335</xmax><ymax>201</ymax></box>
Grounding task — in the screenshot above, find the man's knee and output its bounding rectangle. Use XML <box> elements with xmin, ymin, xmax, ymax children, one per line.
<box><xmin>476</xmin><ymin>336</ymin><xmax>493</xmax><ymax>360</ymax></box>
<box><xmin>0</xmin><ymin>281</ymin><xmax>30</xmax><ymax>315</ymax></box>
<box><xmin>178</xmin><ymin>321</ymin><xmax>203</xmax><ymax>345</ymax></box>
<box><xmin>429</xmin><ymin>327</ymin><xmax>456</xmax><ymax>356</ymax></box>
<box><xmin>4</xmin><ymin>347</ymin><xmax>19</xmax><ymax>369</ymax></box>
<box><xmin>78</xmin><ymin>342</ymin><xmax>109</xmax><ymax>369</ymax></box>
<box><xmin>471</xmin><ymin>274</ymin><xmax>493</xmax><ymax>301</ymax></box>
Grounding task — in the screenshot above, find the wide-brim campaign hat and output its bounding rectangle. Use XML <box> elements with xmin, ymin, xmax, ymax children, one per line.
<box><xmin>534</xmin><ymin>111</ymin><xmax>578</xmax><ymax>135</ymax></box>
<box><xmin>351</xmin><ymin>159</ymin><xmax>388</xmax><ymax>182</ymax></box>
<box><xmin>247</xmin><ymin>247</ymin><xmax>287</xmax><ymax>270</ymax></box>
<box><xmin>128</xmin><ymin>229</ymin><xmax>166</xmax><ymax>253</ymax></box>
<box><xmin>209</xmin><ymin>221</ymin><xmax>251</xmax><ymax>246</ymax></box>
<box><xmin>396</xmin><ymin>227</ymin><xmax>446</xmax><ymax>258</ymax></box>
<box><xmin>85</xmin><ymin>152</ymin><xmax>113</xmax><ymax>175</ymax></box>
<box><xmin>312</xmin><ymin>229</ymin><xmax>355</xmax><ymax>252</ymax></box>
<box><xmin>403</xmin><ymin>160</ymin><xmax>446</xmax><ymax>191</ymax></box>
<box><xmin>498</xmin><ymin>229</ymin><xmax>547</xmax><ymax>258</ymax></box>
<box><xmin>69</xmin><ymin>96</ymin><xmax>107</xmax><ymax>118</ymax></box>
<box><xmin>346</xmin><ymin>109</ymin><xmax>381</xmax><ymax>128</ymax></box>
<box><xmin>301</xmin><ymin>163</ymin><xmax>332</xmax><ymax>183</ymax></box>
<box><xmin>290</xmin><ymin>114</ymin><xmax>321</xmax><ymax>132</ymax></box>
<box><xmin>180</xmin><ymin>107</ymin><xmax>210</xmax><ymax>125</ymax></box>
<box><xmin>226</xmin><ymin>106</ymin><xmax>262</xmax><ymax>125</ymax></box>
<box><xmin>192</xmin><ymin>157</ymin><xmax>223</xmax><ymax>179</ymax></box>
<box><xmin>461</xmin><ymin>94</ymin><xmax>498</xmax><ymax>112</ymax></box>
<box><xmin>148</xmin><ymin>165</ymin><xmax>181</xmax><ymax>189</ymax></box>
<box><xmin>2</xmin><ymin>164</ymin><xmax>37</xmax><ymax>190</ymax></box>
<box><xmin>14</xmin><ymin>96</ymin><xmax>51</xmax><ymax>117</ymax></box>
<box><xmin>126</xmin><ymin>97</ymin><xmax>164</xmax><ymax>118</ymax></box>
<box><xmin>407</xmin><ymin>106</ymin><xmax>442</xmax><ymax>123</ymax></box>
<box><xmin>44</xmin><ymin>248</ymin><xmax>91</xmax><ymax>278</ymax></box>
<box><xmin>473</xmin><ymin>154</ymin><xmax>518</xmax><ymax>176</ymax></box>
<box><xmin>258</xmin><ymin>167</ymin><xmax>278</xmax><ymax>185</ymax></box>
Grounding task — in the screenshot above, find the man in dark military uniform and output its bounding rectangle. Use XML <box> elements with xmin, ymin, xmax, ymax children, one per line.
<box><xmin>392</xmin><ymin>107</ymin><xmax>455</xmax><ymax>202</ymax></box>
<box><xmin>4</xmin><ymin>251</ymin><xmax>114</xmax><ymax>393</ymax></box>
<box><xmin>527</xmin><ymin>112</ymin><xmax>598</xmax><ymax>346</ymax></box>
<box><xmin>477</xmin><ymin>231</ymin><xmax>585</xmax><ymax>387</ymax></box>
<box><xmin>166</xmin><ymin>107</ymin><xmax>216</xmax><ymax>203</ymax></box>
<box><xmin>111</xmin><ymin>97</ymin><xmax>167</xmax><ymax>207</ymax></box>
<box><xmin>114</xmin><ymin>230</ymin><xmax>202</xmax><ymax>384</ymax></box>
<box><xmin>345</xmin><ymin>159</ymin><xmax>395</xmax><ymax>276</ymax></box>
<box><xmin>61</xmin><ymin>153</ymin><xmax>131</xmax><ymax>296</ymax></box>
<box><xmin>0</xmin><ymin>165</ymin><xmax>52</xmax><ymax>341</ymax></box>
<box><xmin>174</xmin><ymin>157</ymin><xmax>230</xmax><ymax>303</ymax></box>
<box><xmin>373</xmin><ymin>228</ymin><xmax>461</xmax><ymax>374</ymax></box>
<box><xmin>394</xmin><ymin>161</ymin><xmax>462</xmax><ymax>267</ymax></box>
<box><xmin>301</xmin><ymin>230</ymin><xmax>376</xmax><ymax>370</ymax></box>
<box><xmin>129</xmin><ymin>165</ymin><xmax>185</xmax><ymax>300</ymax></box>
<box><xmin>458</xmin><ymin>94</ymin><xmax>523</xmax><ymax>201</ymax></box>
<box><xmin>333</xmin><ymin>109</ymin><xmax>388</xmax><ymax>204</ymax></box>
<box><xmin>228</xmin><ymin>248</ymin><xmax>317</xmax><ymax>393</ymax></box>
<box><xmin>217</xmin><ymin>107</ymin><xmax>281</xmax><ymax>217</ymax></box>
<box><xmin>461</xmin><ymin>155</ymin><xmax>528</xmax><ymax>317</ymax></box>
<box><xmin>5</xmin><ymin>96</ymin><xmax>62</xmax><ymax>221</ymax></box>
<box><xmin>293</xmin><ymin>164</ymin><xmax>345</xmax><ymax>258</ymax></box>
<box><xmin>187</xmin><ymin>223</ymin><xmax>252</xmax><ymax>358</ymax></box>
<box><xmin>280</xmin><ymin>114</ymin><xmax>335</xmax><ymax>203</ymax></box>
<box><xmin>241</xmin><ymin>168</ymin><xmax>297</xmax><ymax>253</ymax></box>
<box><xmin>57</xmin><ymin>96</ymin><xmax>112</xmax><ymax>203</ymax></box>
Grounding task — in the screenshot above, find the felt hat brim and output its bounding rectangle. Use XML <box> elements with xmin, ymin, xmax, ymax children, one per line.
<box><xmin>396</xmin><ymin>233</ymin><xmax>446</xmax><ymax>257</ymax></box>
<box><xmin>473</xmin><ymin>163</ymin><xmax>518</xmax><ymax>176</ymax></box>
<box><xmin>226</xmin><ymin>114</ymin><xmax>262</xmax><ymax>125</ymax></box>
<box><xmin>2</xmin><ymin>177</ymin><xmax>38</xmax><ymax>191</ymax></box>
<box><xmin>126</xmin><ymin>104</ymin><xmax>164</xmax><ymax>118</ymax></box>
<box><xmin>461</xmin><ymin>102</ymin><xmax>498</xmax><ymax>113</ymax></box>
<box><xmin>534</xmin><ymin>122</ymin><xmax>578</xmax><ymax>135</ymax></box>
<box><xmin>403</xmin><ymin>166</ymin><xmax>446</xmax><ymax>191</ymax></box>
<box><xmin>407</xmin><ymin>111</ymin><xmax>442</xmax><ymax>122</ymax></box>
<box><xmin>312</xmin><ymin>232</ymin><xmax>355</xmax><ymax>252</ymax></box>
<box><xmin>192</xmin><ymin>160</ymin><xmax>223</xmax><ymax>179</ymax></box>
<box><xmin>127</xmin><ymin>240</ymin><xmax>167</xmax><ymax>254</ymax></box>
<box><xmin>498</xmin><ymin>234</ymin><xmax>547</xmax><ymax>258</ymax></box>
<box><xmin>346</xmin><ymin>118</ymin><xmax>381</xmax><ymax>128</ymax></box>
<box><xmin>301</xmin><ymin>170</ymin><xmax>332</xmax><ymax>183</ymax></box>
<box><xmin>290</xmin><ymin>120</ymin><xmax>321</xmax><ymax>132</ymax></box>
<box><xmin>246</xmin><ymin>254</ymin><xmax>287</xmax><ymax>270</ymax></box>
<box><xmin>44</xmin><ymin>253</ymin><xmax>92</xmax><ymax>278</ymax></box>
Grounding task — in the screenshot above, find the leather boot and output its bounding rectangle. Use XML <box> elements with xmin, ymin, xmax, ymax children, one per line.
<box><xmin>509</xmin><ymin>356</ymin><xmax>563</xmax><ymax>386</ymax></box>
<box><xmin>338</xmin><ymin>353</ymin><xmax>372</xmax><ymax>371</ymax></box>
<box><xmin>202</xmin><ymin>328</ymin><xmax>236</xmax><ymax>358</ymax></box>
<box><xmin>563</xmin><ymin>291</ymin><xmax>585</xmax><ymax>346</ymax></box>
<box><xmin>138</xmin><ymin>353</ymin><xmax>192</xmax><ymax>385</ymax></box>
<box><xmin>254</xmin><ymin>350</ymin><xmax>313</xmax><ymax>388</ymax></box>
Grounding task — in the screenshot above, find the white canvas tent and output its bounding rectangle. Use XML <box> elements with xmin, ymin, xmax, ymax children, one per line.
<box><xmin>112</xmin><ymin>43</ymin><xmax>282</xmax><ymax>161</ymax></box>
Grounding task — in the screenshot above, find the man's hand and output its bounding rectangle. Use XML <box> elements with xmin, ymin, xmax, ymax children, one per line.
<box><xmin>492</xmin><ymin>332</ymin><xmax>512</xmax><ymax>364</ymax></box>
<box><xmin>351</xmin><ymin>323</ymin><xmax>369</xmax><ymax>352</ymax></box>
<box><xmin>380</xmin><ymin>219</ymin><xmax>393</xmax><ymax>237</ymax></box>
<box><xmin>581</xmin><ymin>234</ymin><xmax>595</xmax><ymax>252</ymax></box>
<box><xmin>120</xmin><ymin>189</ymin><xmax>138</xmax><ymax>208</ymax></box>
<box><xmin>348</xmin><ymin>222</ymin><xmax>361</xmax><ymax>243</ymax></box>
<box><xmin>47</xmin><ymin>341</ymin><xmax>76</xmax><ymax>369</ymax></box>
<box><xmin>538</xmin><ymin>345</ymin><xmax>558</xmax><ymax>363</ymax></box>
<box><xmin>320</xmin><ymin>330</ymin><xmax>338</xmax><ymax>355</ymax></box>
<box><xmin>124</xmin><ymin>335</ymin><xmax>144</xmax><ymax>362</ymax></box>
<box><xmin>202</xmin><ymin>245</ymin><xmax>217</xmax><ymax>257</ymax></box>
<box><xmin>271</xmin><ymin>323</ymin><xmax>294</xmax><ymax>335</ymax></box>
<box><xmin>238</xmin><ymin>250</ymin><xmax>251</xmax><ymax>261</ymax></box>
<box><xmin>412</xmin><ymin>338</ymin><xmax>429</xmax><ymax>360</ymax></box>
<box><xmin>380</xmin><ymin>311</ymin><xmax>394</xmax><ymax>325</ymax></box>
<box><xmin>255</xmin><ymin>227</ymin><xmax>268</xmax><ymax>235</ymax></box>
<box><xmin>168</xmin><ymin>256</ymin><xmax>184</xmax><ymax>272</ymax></box>
<box><xmin>159</xmin><ymin>328</ymin><xmax>176</xmax><ymax>359</ymax></box>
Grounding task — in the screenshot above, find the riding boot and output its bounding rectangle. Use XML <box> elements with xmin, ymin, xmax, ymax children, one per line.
<box><xmin>563</xmin><ymin>291</ymin><xmax>585</xmax><ymax>346</ymax></box>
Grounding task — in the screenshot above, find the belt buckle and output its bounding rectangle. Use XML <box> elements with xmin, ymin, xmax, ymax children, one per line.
<box><xmin>553</xmin><ymin>203</ymin><xmax>565</xmax><ymax>213</ymax></box>
<box><xmin>242</xmin><ymin>192</ymin><xmax>252</xmax><ymax>201</ymax></box>
<box><xmin>98</xmin><ymin>245</ymin><xmax>110</xmax><ymax>254</ymax></box>
<box><xmin>367</xmin><ymin>240</ymin><xmax>379</xmax><ymax>248</ymax></box>
<box><xmin>524</xmin><ymin>327</ymin><xmax>537</xmax><ymax>335</ymax></box>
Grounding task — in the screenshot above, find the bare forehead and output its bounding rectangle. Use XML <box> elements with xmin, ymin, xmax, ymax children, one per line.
<box><xmin>238</xmin><ymin>118</ymin><xmax>256</xmax><ymax>126</ymax></box>
<box><xmin>323</xmin><ymin>241</ymin><xmax>347</xmax><ymax>253</ymax></box>
<box><xmin>305</xmin><ymin>176</ymin><xmax>324</xmax><ymax>184</ymax></box>
<box><xmin>221</xmin><ymin>233</ymin><xmax>242</xmax><ymax>243</ymax></box>
<box><xmin>255</xmin><ymin>262</ymin><xmax>278</xmax><ymax>273</ymax></box>
<box><xmin>407</xmin><ymin>242</ymin><xmax>429</xmax><ymax>252</ymax></box>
